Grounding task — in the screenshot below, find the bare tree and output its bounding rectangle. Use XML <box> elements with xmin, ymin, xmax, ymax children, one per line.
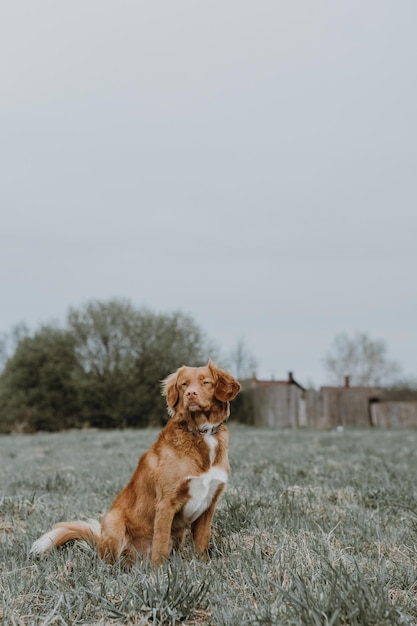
<box><xmin>324</xmin><ymin>331</ymin><xmax>402</xmax><ymax>387</ymax></box>
<box><xmin>229</xmin><ymin>338</ymin><xmax>258</xmax><ymax>380</ymax></box>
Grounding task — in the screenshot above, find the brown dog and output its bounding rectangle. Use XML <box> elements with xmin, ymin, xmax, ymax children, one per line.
<box><xmin>30</xmin><ymin>360</ymin><xmax>240</xmax><ymax>564</ymax></box>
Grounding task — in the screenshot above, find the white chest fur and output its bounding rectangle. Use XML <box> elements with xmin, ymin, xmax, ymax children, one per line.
<box><xmin>183</xmin><ymin>466</ymin><xmax>228</xmax><ymax>524</ymax></box>
<box><xmin>204</xmin><ymin>431</ymin><xmax>218</xmax><ymax>464</ymax></box>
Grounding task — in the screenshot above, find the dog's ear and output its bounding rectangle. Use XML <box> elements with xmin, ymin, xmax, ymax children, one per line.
<box><xmin>208</xmin><ymin>360</ymin><xmax>241</xmax><ymax>402</ymax></box>
<box><xmin>161</xmin><ymin>367</ymin><xmax>183</xmax><ymax>416</ymax></box>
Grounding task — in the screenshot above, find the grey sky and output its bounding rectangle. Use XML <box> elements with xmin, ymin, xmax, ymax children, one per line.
<box><xmin>1</xmin><ymin>1</ymin><xmax>416</xmax><ymax>385</ymax></box>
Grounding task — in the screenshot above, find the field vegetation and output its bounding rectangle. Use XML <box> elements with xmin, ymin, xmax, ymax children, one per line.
<box><xmin>1</xmin><ymin>426</ymin><xmax>417</xmax><ymax>625</ymax></box>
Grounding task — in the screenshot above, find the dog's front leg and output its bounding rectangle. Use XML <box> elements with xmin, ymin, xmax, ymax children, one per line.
<box><xmin>191</xmin><ymin>485</ymin><xmax>224</xmax><ymax>558</ymax></box>
<box><xmin>151</xmin><ymin>502</ymin><xmax>175</xmax><ymax>565</ymax></box>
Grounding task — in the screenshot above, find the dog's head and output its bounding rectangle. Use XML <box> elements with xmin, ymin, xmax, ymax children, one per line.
<box><xmin>161</xmin><ymin>360</ymin><xmax>241</xmax><ymax>418</ymax></box>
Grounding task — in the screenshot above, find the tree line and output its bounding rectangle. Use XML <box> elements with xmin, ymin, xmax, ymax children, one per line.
<box><xmin>0</xmin><ymin>298</ymin><xmax>411</xmax><ymax>434</ymax></box>
<box><xmin>0</xmin><ymin>299</ymin><xmax>254</xmax><ymax>433</ymax></box>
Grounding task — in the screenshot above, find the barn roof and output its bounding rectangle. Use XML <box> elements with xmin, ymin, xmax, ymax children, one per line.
<box><xmin>251</xmin><ymin>372</ymin><xmax>305</xmax><ymax>392</ymax></box>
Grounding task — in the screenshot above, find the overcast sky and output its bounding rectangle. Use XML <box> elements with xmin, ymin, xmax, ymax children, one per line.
<box><xmin>1</xmin><ymin>1</ymin><xmax>416</xmax><ymax>385</ymax></box>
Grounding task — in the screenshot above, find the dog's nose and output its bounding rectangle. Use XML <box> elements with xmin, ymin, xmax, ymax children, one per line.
<box><xmin>186</xmin><ymin>388</ymin><xmax>198</xmax><ymax>397</ymax></box>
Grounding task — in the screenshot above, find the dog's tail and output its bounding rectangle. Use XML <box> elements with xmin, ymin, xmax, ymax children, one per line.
<box><xmin>30</xmin><ymin>519</ymin><xmax>101</xmax><ymax>556</ymax></box>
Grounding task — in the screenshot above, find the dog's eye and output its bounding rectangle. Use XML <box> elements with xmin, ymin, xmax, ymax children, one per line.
<box><xmin>203</xmin><ymin>380</ymin><xmax>211</xmax><ymax>385</ymax></box>
<box><xmin>181</xmin><ymin>381</ymin><xmax>188</xmax><ymax>388</ymax></box>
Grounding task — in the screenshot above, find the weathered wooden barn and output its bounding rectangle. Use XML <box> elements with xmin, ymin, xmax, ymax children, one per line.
<box><xmin>305</xmin><ymin>378</ymin><xmax>380</xmax><ymax>428</ymax></box>
<box><xmin>370</xmin><ymin>400</ymin><xmax>417</xmax><ymax>427</ymax></box>
<box><xmin>250</xmin><ymin>374</ymin><xmax>417</xmax><ymax>428</ymax></box>
<box><xmin>250</xmin><ymin>373</ymin><xmax>307</xmax><ymax>428</ymax></box>
<box><xmin>370</xmin><ymin>389</ymin><xmax>417</xmax><ymax>427</ymax></box>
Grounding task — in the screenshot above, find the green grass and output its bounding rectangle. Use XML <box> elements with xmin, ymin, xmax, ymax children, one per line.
<box><xmin>1</xmin><ymin>426</ymin><xmax>417</xmax><ymax>624</ymax></box>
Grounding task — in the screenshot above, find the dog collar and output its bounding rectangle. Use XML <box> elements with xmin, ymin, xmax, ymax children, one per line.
<box><xmin>198</xmin><ymin>422</ymin><xmax>221</xmax><ymax>436</ymax></box>
<box><xmin>182</xmin><ymin>419</ymin><xmax>225</xmax><ymax>437</ymax></box>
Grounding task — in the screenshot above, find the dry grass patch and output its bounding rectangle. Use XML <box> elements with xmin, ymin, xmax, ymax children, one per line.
<box><xmin>1</xmin><ymin>426</ymin><xmax>417</xmax><ymax>624</ymax></box>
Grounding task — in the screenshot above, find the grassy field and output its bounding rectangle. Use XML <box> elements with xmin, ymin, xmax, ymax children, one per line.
<box><xmin>1</xmin><ymin>426</ymin><xmax>416</xmax><ymax>625</ymax></box>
